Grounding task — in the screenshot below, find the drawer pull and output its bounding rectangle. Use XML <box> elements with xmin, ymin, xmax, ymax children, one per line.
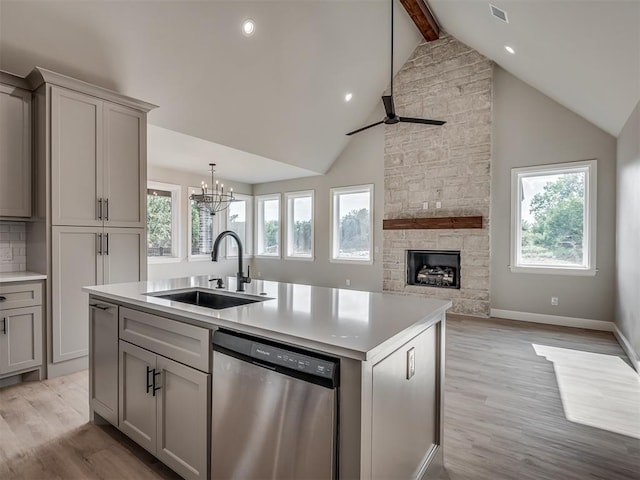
<box><xmin>1</xmin><ymin>318</ymin><xmax>6</xmax><ymax>335</ymax></box>
<box><xmin>0</xmin><ymin>296</ymin><xmax>6</xmax><ymax>302</ymax></box>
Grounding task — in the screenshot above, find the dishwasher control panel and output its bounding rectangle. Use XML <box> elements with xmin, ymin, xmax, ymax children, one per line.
<box><xmin>251</xmin><ymin>343</ymin><xmax>335</xmax><ymax>379</ymax></box>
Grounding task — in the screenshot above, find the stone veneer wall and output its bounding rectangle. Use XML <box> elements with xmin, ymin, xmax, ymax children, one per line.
<box><xmin>383</xmin><ymin>34</ymin><xmax>493</xmax><ymax>316</ymax></box>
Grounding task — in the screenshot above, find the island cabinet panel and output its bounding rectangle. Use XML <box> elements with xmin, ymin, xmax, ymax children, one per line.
<box><xmin>0</xmin><ymin>83</ymin><xmax>31</xmax><ymax>218</ymax></box>
<box><xmin>89</xmin><ymin>302</ymin><xmax>119</xmax><ymax>424</ymax></box>
<box><xmin>370</xmin><ymin>324</ymin><xmax>438</xmax><ymax>480</ymax></box>
<box><xmin>119</xmin><ymin>340</ymin><xmax>157</xmax><ymax>454</ymax></box>
<box><xmin>119</xmin><ymin>307</ymin><xmax>211</xmax><ymax>372</ymax></box>
<box><xmin>156</xmin><ymin>356</ymin><xmax>210</xmax><ymax>480</ymax></box>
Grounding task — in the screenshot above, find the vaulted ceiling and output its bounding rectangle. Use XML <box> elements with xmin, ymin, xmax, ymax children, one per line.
<box><xmin>1</xmin><ymin>1</ymin><xmax>638</xmax><ymax>183</ymax></box>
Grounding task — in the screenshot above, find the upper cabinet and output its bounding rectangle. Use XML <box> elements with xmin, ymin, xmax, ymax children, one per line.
<box><xmin>51</xmin><ymin>86</ymin><xmax>146</xmax><ymax>228</ymax></box>
<box><xmin>0</xmin><ymin>83</ymin><xmax>31</xmax><ymax>218</ymax></box>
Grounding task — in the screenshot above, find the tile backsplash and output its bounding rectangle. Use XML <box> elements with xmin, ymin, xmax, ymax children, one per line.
<box><xmin>0</xmin><ymin>222</ymin><xmax>26</xmax><ymax>273</ymax></box>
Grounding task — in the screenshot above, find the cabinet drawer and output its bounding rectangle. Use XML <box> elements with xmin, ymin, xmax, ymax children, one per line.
<box><xmin>0</xmin><ymin>282</ymin><xmax>42</xmax><ymax>310</ymax></box>
<box><xmin>119</xmin><ymin>307</ymin><xmax>210</xmax><ymax>372</ymax></box>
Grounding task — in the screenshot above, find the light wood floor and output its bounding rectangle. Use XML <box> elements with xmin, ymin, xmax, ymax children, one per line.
<box><xmin>0</xmin><ymin>316</ymin><xmax>638</xmax><ymax>479</ymax></box>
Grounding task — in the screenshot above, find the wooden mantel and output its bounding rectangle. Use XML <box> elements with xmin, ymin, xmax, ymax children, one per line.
<box><xmin>383</xmin><ymin>216</ymin><xmax>483</xmax><ymax>230</ymax></box>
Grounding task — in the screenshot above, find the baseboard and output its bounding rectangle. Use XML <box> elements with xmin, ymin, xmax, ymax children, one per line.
<box><xmin>614</xmin><ymin>326</ymin><xmax>640</xmax><ymax>374</ymax></box>
<box><xmin>46</xmin><ymin>356</ymin><xmax>88</xmax><ymax>379</ymax></box>
<box><xmin>490</xmin><ymin>309</ymin><xmax>615</xmax><ymax>332</ymax></box>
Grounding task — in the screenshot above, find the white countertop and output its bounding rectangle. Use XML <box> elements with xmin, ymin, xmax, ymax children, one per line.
<box><xmin>84</xmin><ymin>276</ymin><xmax>451</xmax><ymax>361</ymax></box>
<box><xmin>0</xmin><ymin>271</ymin><xmax>47</xmax><ymax>283</ymax></box>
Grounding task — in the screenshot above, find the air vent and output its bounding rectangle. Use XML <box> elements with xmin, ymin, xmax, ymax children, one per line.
<box><xmin>489</xmin><ymin>3</ymin><xmax>509</xmax><ymax>23</ymax></box>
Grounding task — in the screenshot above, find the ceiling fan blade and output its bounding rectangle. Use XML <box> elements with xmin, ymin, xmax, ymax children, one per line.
<box><xmin>399</xmin><ymin>117</ymin><xmax>446</xmax><ymax>126</ymax></box>
<box><xmin>346</xmin><ymin>120</ymin><xmax>384</xmax><ymax>136</ymax></box>
<box><xmin>382</xmin><ymin>95</ymin><xmax>395</xmax><ymax>117</ymax></box>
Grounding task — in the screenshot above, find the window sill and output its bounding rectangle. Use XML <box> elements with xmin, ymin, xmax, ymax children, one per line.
<box><xmin>284</xmin><ymin>255</ymin><xmax>314</xmax><ymax>262</ymax></box>
<box><xmin>509</xmin><ymin>265</ymin><xmax>597</xmax><ymax>276</ymax></box>
<box><xmin>330</xmin><ymin>257</ymin><xmax>373</xmax><ymax>266</ymax></box>
<box><xmin>148</xmin><ymin>256</ymin><xmax>182</xmax><ymax>264</ymax></box>
<box><xmin>188</xmin><ymin>256</ymin><xmax>211</xmax><ymax>263</ymax></box>
<box><xmin>254</xmin><ymin>254</ymin><xmax>281</xmax><ymax>260</ymax></box>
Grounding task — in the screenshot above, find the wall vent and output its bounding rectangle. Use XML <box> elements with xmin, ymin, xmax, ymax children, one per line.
<box><xmin>489</xmin><ymin>4</ymin><xmax>509</xmax><ymax>23</ymax></box>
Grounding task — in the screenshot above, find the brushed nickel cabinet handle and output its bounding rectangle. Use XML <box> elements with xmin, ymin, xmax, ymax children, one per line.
<box><xmin>89</xmin><ymin>304</ymin><xmax>110</xmax><ymax>311</ymax></box>
<box><xmin>105</xmin><ymin>198</ymin><xmax>109</xmax><ymax>221</ymax></box>
<box><xmin>97</xmin><ymin>233</ymin><xmax>103</xmax><ymax>255</ymax></box>
<box><xmin>98</xmin><ymin>198</ymin><xmax>103</xmax><ymax>220</ymax></box>
<box><xmin>105</xmin><ymin>233</ymin><xmax>109</xmax><ymax>255</ymax></box>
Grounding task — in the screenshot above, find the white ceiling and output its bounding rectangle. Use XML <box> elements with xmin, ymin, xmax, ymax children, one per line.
<box><xmin>429</xmin><ymin>0</ymin><xmax>640</xmax><ymax>137</ymax></box>
<box><xmin>1</xmin><ymin>1</ymin><xmax>637</xmax><ymax>185</ymax></box>
<box><xmin>0</xmin><ymin>0</ymin><xmax>421</xmax><ymax>181</ymax></box>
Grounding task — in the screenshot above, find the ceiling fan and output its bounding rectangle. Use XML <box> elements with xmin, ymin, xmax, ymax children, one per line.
<box><xmin>346</xmin><ymin>0</ymin><xmax>446</xmax><ymax>136</ymax></box>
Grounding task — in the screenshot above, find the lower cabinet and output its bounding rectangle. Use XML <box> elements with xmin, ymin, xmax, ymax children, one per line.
<box><xmin>119</xmin><ymin>340</ymin><xmax>210</xmax><ymax>480</ymax></box>
<box><xmin>0</xmin><ymin>306</ymin><xmax>43</xmax><ymax>375</ymax></box>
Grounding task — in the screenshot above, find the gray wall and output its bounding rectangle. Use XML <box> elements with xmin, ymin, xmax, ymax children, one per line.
<box><xmin>491</xmin><ymin>67</ymin><xmax>617</xmax><ymax>321</ymax></box>
<box><xmin>615</xmin><ymin>101</ymin><xmax>640</xmax><ymax>363</ymax></box>
<box><xmin>251</xmin><ymin>113</ymin><xmax>384</xmax><ymax>291</ymax></box>
<box><xmin>147</xmin><ymin>165</ymin><xmax>252</xmax><ymax>281</ymax></box>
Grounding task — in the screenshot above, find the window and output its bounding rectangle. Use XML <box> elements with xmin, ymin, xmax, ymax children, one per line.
<box><xmin>331</xmin><ymin>184</ymin><xmax>373</xmax><ymax>264</ymax></box>
<box><xmin>285</xmin><ymin>190</ymin><xmax>314</xmax><ymax>260</ymax></box>
<box><xmin>255</xmin><ymin>194</ymin><xmax>281</xmax><ymax>257</ymax></box>
<box><xmin>188</xmin><ymin>187</ymin><xmax>220</xmax><ymax>260</ymax></box>
<box><xmin>511</xmin><ymin>160</ymin><xmax>597</xmax><ymax>275</ymax></box>
<box><xmin>147</xmin><ymin>182</ymin><xmax>180</xmax><ymax>261</ymax></box>
<box><xmin>226</xmin><ymin>193</ymin><xmax>253</xmax><ymax>258</ymax></box>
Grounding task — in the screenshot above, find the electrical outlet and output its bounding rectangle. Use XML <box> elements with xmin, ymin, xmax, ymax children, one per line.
<box><xmin>406</xmin><ymin>347</ymin><xmax>416</xmax><ymax>379</ymax></box>
<box><xmin>345</xmin><ymin>279</ymin><xmax>351</xmax><ymax>286</ymax></box>
<box><xmin>551</xmin><ymin>297</ymin><xmax>559</xmax><ymax>306</ymax></box>
<box><xmin>0</xmin><ymin>248</ymin><xmax>11</xmax><ymax>262</ymax></box>
<box><xmin>436</xmin><ymin>201</ymin><xmax>442</xmax><ymax>209</ymax></box>
<box><xmin>374</xmin><ymin>246</ymin><xmax>380</xmax><ymax>254</ymax></box>
<box><xmin>257</xmin><ymin>271</ymin><xmax>262</xmax><ymax>278</ymax></box>
<box><xmin>422</xmin><ymin>201</ymin><xmax>429</xmax><ymax>210</ymax></box>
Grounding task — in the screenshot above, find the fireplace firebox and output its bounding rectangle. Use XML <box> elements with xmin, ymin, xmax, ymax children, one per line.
<box><xmin>406</xmin><ymin>250</ymin><xmax>461</xmax><ymax>289</ymax></box>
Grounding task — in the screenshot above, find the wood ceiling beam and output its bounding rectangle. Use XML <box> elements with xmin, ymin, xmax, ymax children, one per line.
<box><xmin>399</xmin><ymin>0</ymin><xmax>440</xmax><ymax>42</ymax></box>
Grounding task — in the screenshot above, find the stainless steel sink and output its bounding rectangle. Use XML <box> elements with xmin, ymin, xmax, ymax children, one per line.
<box><xmin>147</xmin><ymin>288</ymin><xmax>269</xmax><ymax>310</ymax></box>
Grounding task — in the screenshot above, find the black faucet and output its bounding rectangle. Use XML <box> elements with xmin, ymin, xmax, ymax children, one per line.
<box><xmin>211</xmin><ymin>230</ymin><xmax>251</xmax><ymax>292</ymax></box>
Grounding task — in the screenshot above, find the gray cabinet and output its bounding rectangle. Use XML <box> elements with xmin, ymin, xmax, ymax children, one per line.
<box><xmin>0</xmin><ymin>83</ymin><xmax>31</xmax><ymax>218</ymax></box>
<box><xmin>119</xmin><ymin>339</ymin><xmax>210</xmax><ymax>480</ymax></box>
<box><xmin>51</xmin><ymin>86</ymin><xmax>145</xmax><ymax>228</ymax></box>
<box><xmin>0</xmin><ymin>281</ymin><xmax>43</xmax><ymax>377</ymax></box>
<box><xmin>89</xmin><ymin>301</ymin><xmax>119</xmax><ymax>424</ymax></box>
<box><xmin>52</xmin><ymin>226</ymin><xmax>144</xmax><ymax>362</ymax></box>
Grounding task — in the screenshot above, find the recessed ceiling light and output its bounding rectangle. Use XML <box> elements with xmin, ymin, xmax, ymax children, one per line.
<box><xmin>242</xmin><ymin>19</ymin><xmax>255</xmax><ymax>37</ymax></box>
<box><xmin>505</xmin><ymin>45</ymin><xmax>515</xmax><ymax>54</ymax></box>
<box><xmin>344</xmin><ymin>92</ymin><xmax>353</xmax><ymax>102</ymax></box>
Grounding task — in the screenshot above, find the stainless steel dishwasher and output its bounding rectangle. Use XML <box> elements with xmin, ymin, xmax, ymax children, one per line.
<box><xmin>212</xmin><ymin>329</ymin><xmax>339</xmax><ymax>480</ymax></box>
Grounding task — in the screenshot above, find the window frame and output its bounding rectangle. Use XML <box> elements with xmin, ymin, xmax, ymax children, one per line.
<box><xmin>146</xmin><ymin>181</ymin><xmax>181</xmax><ymax>264</ymax></box>
<box><xmin>187</xmin><ymin>186</ymin><xmax>222</xmax><ymax>262</ymax></box>
<box><xmin>330</xmin><ymin>184</ymin><xmax>374</xmax><ymax>265</ymax></box>
<box><xmin>225</xmin><ymin>193</ymin><xmax>254</xmax><ymax>259</ymax></box>
<box><xmin>510</xmin><ymin>159</ymin><xmax>597</xmax><ymax>276</ymax></box>
<box><xmin>254</xmin><ymin>193</ymin><xmax>282</xmax><ymax>259</ymax></box>
<box><xmin>284</xmin><ymin>190</ymin><xmax>315</xmax><ymax>261</ymax></box>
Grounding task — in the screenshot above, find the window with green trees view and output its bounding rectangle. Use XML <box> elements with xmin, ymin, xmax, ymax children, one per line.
<box><xmin>511</xmin><ymin>160</ymin><xmax>596</xmax><ymax>274</ymax></box>
<box><xmin>147</xmin><ymin>183</ymin><xmax>179</xmax><ymax>258</ymax></box>
<box><xmin>331</xmin><ymin>184</ymin><xmax>373</xmax><ymax>263</ymax></box>
<box><xmin>256</xmin><ymin>194</ymin><xmax>280</xmax><ymax>257</ymax></box>
<box><xmin>285</xmin><ymin>191</ymin><xmax>314</xmax><ymax>259</ymax></box>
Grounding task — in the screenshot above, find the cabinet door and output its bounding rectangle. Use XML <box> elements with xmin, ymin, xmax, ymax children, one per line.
<box><xmin>0</xmin><ymin>84</ymin><xmax>31</xmax><ymax>217</ymax></box>
<box><xmin>51</xmin><ymin>86</ymin><xmax>103</xmax><ymax>226</ymax></box>
<box><xmin>103</xmin><ymin>228</ymin><xmax>146</xmax><ymax>284</ymax></box>
<box><xmin>89</xmin><ymin>302</ymin><xmax>118</xmax><ymax>424</ymax></box>
<box><xmin>156</xmin><ymin>356</ymin><xmax>210</xmax><ymax>480</ymax></box>
<box><xmin>0</xmin><ymin>306</ymin><xmax>42</xmax><ymax>375</ymax></box>
<box><xmin>51</xmin><ymin>226</ymin><xmax>102</xmax><ymax>363</ymax></box>
<box><xmin>103</xmin><ymin>103</ymin><xmax>145</xmax><ymax>228</ymax></box>
<box><xmin>119</xmin><ymin>340</ymin><xmax>157</xmax><ymax>454</ymax></box>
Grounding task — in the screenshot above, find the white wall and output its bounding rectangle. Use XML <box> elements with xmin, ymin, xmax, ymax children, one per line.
<box><xmin>615</xmin><ymin>101</ymin><xmax>640</xmax><ymax>365</ymax></box>
<box><xmin>147</xmin><ymin>165</ymin><xmax>252</xmax><ymax>281</ymax></box>
<box><xmin>251</xmin><ymin>109</ymin><xmax>384</xmax><ymax>291</ymax></box>
<box><xmin>491</xmin><ymin>67</ymin><xmax>617</xmax><ymax>322</ymax></box>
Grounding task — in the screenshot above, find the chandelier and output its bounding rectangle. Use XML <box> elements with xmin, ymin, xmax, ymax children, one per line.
<box><xmin>189</xmin><ymin>163</ymin><xmax>235</xmax><ymax>216</ymax></box>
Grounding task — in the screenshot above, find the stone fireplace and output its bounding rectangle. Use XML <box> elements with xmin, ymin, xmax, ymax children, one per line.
<box><xmin>383</xmin><ymin>34</ymin><xmax>492</xmax><ymax>317</ymax></box>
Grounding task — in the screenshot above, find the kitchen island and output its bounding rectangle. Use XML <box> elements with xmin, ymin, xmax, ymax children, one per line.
<box><xmin>84</xmin><ymin>276</ymin><xmax>450</xmax><ymax>480</ymax></box>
